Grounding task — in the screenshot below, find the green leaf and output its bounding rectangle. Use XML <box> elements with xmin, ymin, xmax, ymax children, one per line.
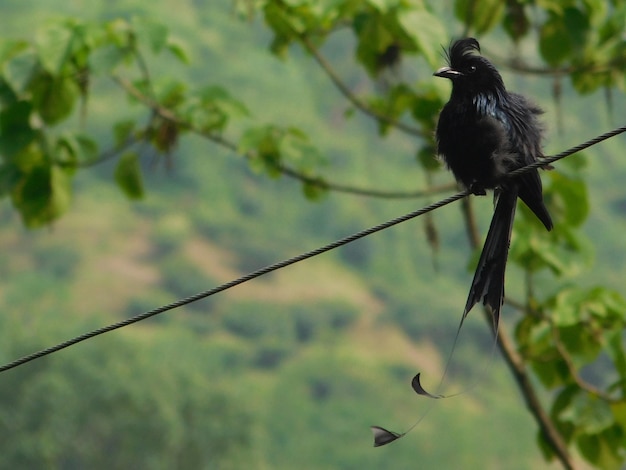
<box><xmin>302</xmin><ymin>179</ymin><xmax>328</xmax><ymax>201</ymax></box>
<box><xmin>550</xmin><ymin>289</ymin><xmax>583</xmax><ymax>326</ymax></box>
<box><xmin>49</xmin><ymin>165</ymin><xmax>72</xmax><ymax>220</ymax></box>
<box><xmin>532</xmin><ymin>358</ymin><xmax>569</xmax><ymax>389</ymax></box>
<box><xmin>0</xmin><ymin>163</ymin><xmax>20</xmax><ymax>197</ymax></box>
<box><xmin>35</xmin><ymin>23</ymin><xmax>73</xmax><ymax>74</ymax></box>
<box><xmin>577</xmin><ymin>427</ymin><xmax>624</xmax><ymax>470</ymax></box>
<box><xmin>153</xmin><ymin>79</ymin><xmax>186</xmax><ymax>108</ymax></box>
<box><xmin>558</xmin><ymin>325</ymin><xmax>602</xmax><ymax>366</ymax></box>
<box><xmin>12</xmin><ymin>164</ymin><xmax>72</xmax><ymax>227</ymax></box>
<box><xmin>280</xmin><ymin>127</ymin><xmax>325</xmax><ymax>172</ymax></box>
<box><xmin>0</xmin><ymin>100</ymin><xmax>37</xmax><ymax>156</ymax></box>
<box><xmin>539</xmin><ymin>8</ymin><xmax>589</xmax><ymax>66</ymax></box>
<box><xmin>503</xmin><ymin>1</ymin><xmax>530</xmax><ymax>41</ymax></box>
<box><xmin>181</xmin><ymin>85</ymin><xmax>249</xmax><ymax>133</ymax></box>
<box><xmin>132</xmin><ymin>18</ymin><xmax>169</xmax><ymax>54</ymax></box>
<box><xmin>239</xmin><ymin>126</ymin><xmax>270</xmax><ymax>155</ymax></box>
<box><xmin>88</xmin><ymin>44</ymin><xmax>130</xmax><ymax>75</ymax></box>
<box><xmin>353</xmin><ymin>12</ymin><xmax>394</xmax><ymax>75</ymax></box>
<box><xmin>114</xmin><ymin>152</ymin><xmax>144</xmax><ymax>200</ymax></box>
<box><xmin>454</xmin><ymin>0</ymin><xmax>505</xmax><ymax>34</ymax></box>
<box><xmin>606</xmin><ymin>330</ymin><xmax>626</xmax><ymax>379</ymax></box>
<box><xmin>610</xmin><ymin>401</ymin><xmax>626</xmax><ymax>430</ymax></box>
<box><xmin>550</xmin><ymin>287</ymin><xmax>625</xmax><ymax>343</ymax></box>
<box><xmin>398</xmin><ymin>10</ymin><xmax>447</xmax><ymax>68</ymax></box>
<box><xmin>31</xmin><ymin>74</ymin><xmax>80</xmax><ymax>125</ymax></box>
<box><xmin>198</xmin><ymin>86</ymin><xmax>249</xmax><ymax>118</ymax></box>
<box><xmin>263</xmin><ymin>2</ymin><xmax>299</xmax><ymax>57</ymax></box>
<box><xmin>0</xmin><ymin>38</ymin><xmax>29</xmax><ymax>64</ymax></box>
<box><xmin>3</xmin><ymin>49</ymin><xmax>38</xmax><ymax>95</ymax></box>
<box><xmin>417</xmin><ymin>146</ymin><xmax>439</xmax><ymax>171</ymax></box>
<box><xmin>56</xmin><ymin>133</ymin><xmax>99</xmax><ymax>166</ymax></box>
<box><xmin>166</xmin><ymin>37</ymin><xmax>190</xmax><ymax>64</ymax></box>
<box><xmin>559</xmin><ymin>392</ymin><xmax>613</xmax><ymax>434</ymax></box>
<box><xmin>571</xmin><ymin>68</ymin><xmax>608</xmax><ymax>95</ymax></box>
<box><xmin>378</xmin><ymin>84</ymin><xmax>415</xmax><ymax>130</ymax></box>
<box><xmin>410</xmin><ymin>82</ymin><xmax>445</xmax><ymax>127</ymax></box>
<box><xmin>548</xmin><ymin>172</ymin><xmax>589</xmax><ymax>227</ymax></box>
<box><xmin>113</xmin><ymin>119</ymin><xmax>137</xmax><ymax>147</ymax></box>
<box><xmin>539</xmin><ymin>17</ymin><xmax>569</xmax><ymax>66</ymax></box>
<box><xmin>367</xmin><ymin>0</ymin><xmax>396</xmax><ymax>11</ymax></box>
<box><xmin>239</xmin><ymin>126</ymin><xmax>283</xmax><ymax>178</ymax></box>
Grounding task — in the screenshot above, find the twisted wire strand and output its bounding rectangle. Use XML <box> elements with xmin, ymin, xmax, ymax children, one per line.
<box><xmin>507</xmin><ymin>124</ymin><xmax>626</xmax><ymax>179</ymax></box>
<box><xmin>1</xmin><ymin>124</ymin><xmax>624</xmax><ymax>373</ymax></box>
<box><xmin>0</xmin><ymin>191</ymin><xmax>467</xmax><ymax>373</ymax></box>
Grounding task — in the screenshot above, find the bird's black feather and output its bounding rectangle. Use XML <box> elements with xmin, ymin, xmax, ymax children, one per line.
<box><xmin>434</xmin><ymin>38</ymin><xmax>552</xmax><ymax>322</ymax></box>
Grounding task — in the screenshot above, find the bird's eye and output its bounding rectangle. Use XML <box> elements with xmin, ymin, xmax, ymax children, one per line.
<box><xmin>468</xmin><ymin>65</ymin><xmax>477</xmax><ymax>73</ymax></box>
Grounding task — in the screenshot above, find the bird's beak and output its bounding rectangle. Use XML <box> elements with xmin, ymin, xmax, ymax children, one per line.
<box><xmin>433</xmin><ymin>66</ymin><xmax>463</xmax><ymax>79</ymax></box>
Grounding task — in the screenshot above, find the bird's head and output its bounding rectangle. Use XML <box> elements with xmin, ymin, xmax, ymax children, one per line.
<box><xmin>434</xmin><ymin>38</ymin><xmax>505</xmax><ymax>96</ymax></box>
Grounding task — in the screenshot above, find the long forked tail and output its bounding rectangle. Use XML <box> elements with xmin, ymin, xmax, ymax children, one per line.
<box><xmin>462</xmin><ymin>186</ymin><xmax>519</xmax><ymax>328</ymax></box>
<box><xmin>370</xmin><ymin>188</ymin><xmax>519</xmax><ymax>448</ymax></box>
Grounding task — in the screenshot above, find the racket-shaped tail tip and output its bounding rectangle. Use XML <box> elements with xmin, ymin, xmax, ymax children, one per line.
<box><xmin>411</xmin><ymin>373</ymin><xmax>444</xmax><ymax>399</ymax></box>
<box><xmin>370</xmin><ymin>425</ymin><xmax>403</xmax><ymax>447</ymax></box>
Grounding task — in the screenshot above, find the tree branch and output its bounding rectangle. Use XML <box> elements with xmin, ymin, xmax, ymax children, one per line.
<box><xmin>298</xmin><ymin>35</ymin><xmax>426</xmax><ymax>138</ymax></box>
<box><xmin>111</xmin><ymin>75</ymin><xmax>452</xmax><ymax>199</ymax></box>
<box><xmin>496</xmin><ymin>324</ymin><xmax>577</xmax><ymax>470</ymax></box>
<box><xmin>462</xmin><ymin>198</ymin><xmax>577</xmax><ymax>470</ymax></box>
<box><xmin>486</xmin><ymin>50</ymin><xmax>626</xmax><ymax>78</ymax></box>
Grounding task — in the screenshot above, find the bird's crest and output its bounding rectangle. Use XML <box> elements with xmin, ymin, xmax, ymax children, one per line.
<box><xmin>444</xmin><ymin>37</ymin><xmax>481</xmax><ymax>68</ymax></box>
<box><xmin>439</xmin><ymin>38</ymin><xmax>505</xmax><ymax>94</ymax></box>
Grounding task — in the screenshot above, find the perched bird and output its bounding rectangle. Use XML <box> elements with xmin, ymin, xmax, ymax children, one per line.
<box><xmin>434</xmin><ymin>38</ymin><xmax>553</xmax><ymax>327</ymax></box>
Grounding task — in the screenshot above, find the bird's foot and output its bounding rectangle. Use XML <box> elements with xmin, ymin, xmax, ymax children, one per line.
<box><xmin>469</xmin><ymin>183</ymin><xmax>487</xmax><ymax>196</ymax></box>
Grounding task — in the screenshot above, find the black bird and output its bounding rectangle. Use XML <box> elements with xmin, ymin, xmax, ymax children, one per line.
<box><xmin>434</xmin><ymin>38</ymin><xmax>553</xmax><ymax>326</ymax></box>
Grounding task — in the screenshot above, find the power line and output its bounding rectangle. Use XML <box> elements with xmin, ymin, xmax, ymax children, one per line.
<box><xmin>0</xmin><ymin>124</ymin><xmax>624</xmax><ymax>373</ymax></box>
<box><xmin>0</xmin><ymin>191</ymin><xmax>467</xmax><ymax>373</ymax></box>
<box><xmin>508</xmin><ymin>124</ymin><xmax>626</xmax><ymax>177</ymax></box>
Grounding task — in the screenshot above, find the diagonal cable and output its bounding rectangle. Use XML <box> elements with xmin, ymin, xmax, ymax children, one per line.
<box><xmin>0</xmin><ymin>124</ymin><xmax>624</xmax><ymax>373</ymax></box>
<box><xmin>0</xmin><ymin>191</ymin><xmax>467</xmax><ymax>373</ymax></box>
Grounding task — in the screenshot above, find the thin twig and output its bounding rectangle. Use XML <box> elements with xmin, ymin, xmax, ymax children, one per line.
<box><xmin>299</xmin><ymin>35</ymin><xmax>426</xmax><ymax>138</ymax></box>
<box><xmin>551</xmin><ymin>323</ymin><xmax>619</xmax><ymax>403</ymax></box>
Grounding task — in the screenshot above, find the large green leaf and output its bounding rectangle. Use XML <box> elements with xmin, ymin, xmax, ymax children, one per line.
<box><xmin>3</xmin><ymin>49</ymin><xmax>38</xmax><ymax>95</ymax></box>
<box><xmin>11</xmin><ymin>164</ymin><xmax>73</xmax><ymax>227</ymax></box>
<box><xmin>354</xmin><ymin>11</ymin><xmax>394</xmax><ymax>75</ymax></box>
<box><xmin>559</xmin><ymin>392</ymin><xmax>613</xmax><ymax>434</ymax></box>
<box><xmin>539</xmin><ymin>8</ymin><xmax>589</xmax><ymax>66</ymax></box>
<box><xmin>0</xmin><ymin>100</ymin><xmax>37</xmax><ymax>156</ymax></box>
<box><xmin>398</xmin><ymin>9</ymin><xmax>447</xmax><ymax>68</ymax></box>
<box><xmin>31</xmin><ymin>74</ymin><xmax>80</xmax><ymax>125</ymax></box>
<box><xmin>35</xmin><ymin>23</ymin><xmax>74</xmax><ymax>74</ymax></box>
<box><xmin>454</xmin><ymin>0</ymin><xmax>505</xmax><ymax>34</ymax></box>
<box><xmin>576</xmin><ymin>427</ymin><xmax>625</xmax><ymax>470</ymax></box>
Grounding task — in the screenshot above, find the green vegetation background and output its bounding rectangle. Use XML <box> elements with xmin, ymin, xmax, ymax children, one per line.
<box><xmin>0</xmin><ymin>1</ymin><xmax>625</xmax><ymax>468</ymax></box>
